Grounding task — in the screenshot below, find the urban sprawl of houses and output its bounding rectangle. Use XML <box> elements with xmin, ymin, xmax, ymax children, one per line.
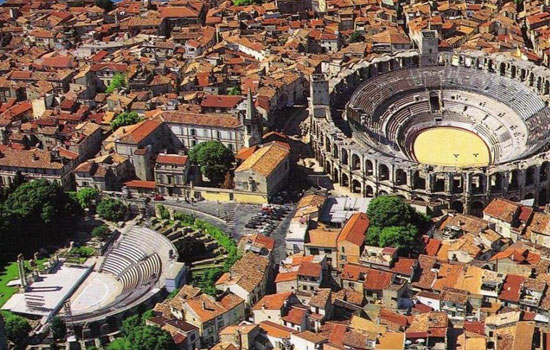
<box><xmin>4</xmin><ymin>0</ymin><xmax>550</xmax><ymax>349</ymax></box>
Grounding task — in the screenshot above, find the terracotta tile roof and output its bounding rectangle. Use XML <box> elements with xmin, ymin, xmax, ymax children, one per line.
<box><xmin>463</xmin><ymin>321</ymin><xmax>485</xmax><ymax>336</ymax></box>
<box><xmin>157</xmin><ymin>111</ymin><xmax>242</xmax><ymax>129</ymax></box>
<box><xmin>424</xmin><ymin>237</ymin><xmax>442</xmax><ymax>256</ymax></box>
<box><xmin>252</xmin><ymin>292</ymin><xmax>292</xmax><ymax>310</ymax></box>
<box><xmin>235</xmin><ymin>143</ymin><xmax>290</xmax><ymax>177</ymax></box>
<box><xmin>338</xmin><ymin>212</ymin><xmax>369</xmax><ymax>246</ymax></box>
<box><xmin>306</xmin><ymin>227</ymin><xmax>339</xmax><ymax>248</ymax></box>
<box><xmin>432</xmin><ymin>263</ymin><xmax>464</xmax><ymax>291</ymax></box>
<box><xmin>297</xmin><ymin>261</ymin><xmax>322</xmax><ymax>277</ymax></box>
<box><xmin>309</xmin><ymin>288</ymin><xmax>332</xmax><ymax>309</ymax></box>
<box><xmin>156</xmin><ymin>154</ymin><xmax>188</xmax><ymax>166</ymax></box>
<box><xmin>125</xmin><ymin>180</ymin><xmax>156</xmax><ymax>189</ymax></box>
<box><xmin>275</xmin><ymin>271</ymin><xmax>298</xmax><ymax>283</ymax></box>
<box><xmin>184</xmin><ymin>292</ymin><xmax>244</xmax><ymax>323</ymax></box>
<box><xmin>0</xmin><ymin>147</ymin><xmax>64</xmax><ymax>170</ymax></box>
<box><xmin>215</xmin><ymin>252</ymin><xmax>269</xmax><ymax>292</ymax></box>
<box><xmin>159</xmin><ymin>6</ymin><xmax>200</xmax><ymax>18</ymax></box>
<box><xmin>293</xmin><ymin>330</ymin><xmax>327</xmax><ymax>344</ymax></box>
<box><xmin>483</xmin><ymin>198</ymin><xmax>520</xmax><ymax>223</ymax></box>
<box><xmin>235</xmin><ymin>145</ymin><xmax>258</xmax><ymax>161</ymax></box>
<box><xmin>118</xmin><ymin>120</ymin><xmax>162</xmax><ymax>144</ymax></box>
<box><xmin>201</xmin><ymin>95</ymin><xmax>243</xmax><ymax>109</ymax></box>
<box><xmin>363</xmin><ymin>269</ymin><xmax>393</xmax><ymax>291</ymax></box>
<box><xmin>282</xmin><ymin>307</ymin><xmax>307</xmax><ymax>324</ymax></box>
<box><xmin>259</xmin><ymin>321</ymin><xmax>295</xmax><ymax>338</ymax></box>
<box><xmin>391</xmin><ymin>258</ymin><xmax>416</xmax><ymax>276</ymax></box>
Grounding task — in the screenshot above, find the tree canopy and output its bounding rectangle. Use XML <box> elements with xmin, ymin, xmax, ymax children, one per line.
<box><xmin>108</xmin><ymin>313</ymin><xmax>176</xmax><ymax>350</ymax></box>
<box><xmin>95</xmin><ymin>0</ymin><xmax>114</xmax><ymax>12</ymax></box>
<box><xmin>97</xmin><ymin>198</ymin><xmax>127</xmax><ymax>222</ymax></box>
<box><xmin>365</xmin><ymin>196</ymin><xmax>429</xmax><ymax>251</ymax></box>
<box><xmin>233</xmin><ymin>0</ymin><xmax>259</xmax><ymax>5</ymax></box>
<box><xmin>349</xmin><ymin>31</ymin><xmax>365</xmax><ymax>43</ymax></box>
<box><xmin>110</xmin><ymin>111</ymin><xmax>143</xmax><ymax>131</ymax></box>
<box><xmin>189</xmin><ymin>141</ymin><xmax>234</xmax><ymax>185</ymax></box>
<box><xmin>76</xmin><ymin>188</ymin><xmax>99</xmax><ymax>209</ymax></box>
<box><xmin>227</xmin><ymin>86</ymin><xmax>241</xmax><ymax>95</ymax></box>
<box><xmin>51</xmin><ymin>316</ymin><xmax>66</xmax><ymax>341</ymax></box>
<box><xmin>0</xmin><ymin>180</ymin><xmax>81</xmax><ymax>260</ymax></box>
<box><xmin>4</xmin><ymin>312</ymin><xmax>31</xmax><ymax>348</ymax></box>
<box><xmin>91</xmin><ymin>225</ymin><xmax>110</xmax><ymax>240</ymax></box>
<box><xmin>105</xmin><ymin>73</ymin><xmax>126</xmax><ymax>94</ymax></box>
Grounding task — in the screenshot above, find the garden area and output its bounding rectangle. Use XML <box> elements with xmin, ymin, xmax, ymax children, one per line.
<box><xmin>153</xmin><ymin>205</ymin><xmax>241</xmax><ymax>295</ymax></box>
<box><xmin>0</xmin><ymin>256</ymin><xmax>50</xmax><ymax>307</ymax></box>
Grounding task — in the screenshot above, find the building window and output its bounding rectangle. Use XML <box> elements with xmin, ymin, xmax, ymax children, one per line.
<box><xmin>190</xmin><ymin>129</ymin><xmax>196</xmax><ymax>136</ymax></box>
<box><xmin>341</xmin><ymin>247</ymin><xmax>345</xmax><ymax>253</ymax></box>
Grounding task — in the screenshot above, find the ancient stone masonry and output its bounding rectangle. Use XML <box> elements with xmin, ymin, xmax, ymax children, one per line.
<box><xmin>309</xmin><ymin>45</ymin><xmax>550</xmax><ymax>214</ymax></box>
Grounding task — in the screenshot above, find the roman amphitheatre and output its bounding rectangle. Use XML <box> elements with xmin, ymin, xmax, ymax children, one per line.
<box><xmin>309</xmin><ymin>31</ymin><xmax>550</xmax><ymax>215</ymax></box>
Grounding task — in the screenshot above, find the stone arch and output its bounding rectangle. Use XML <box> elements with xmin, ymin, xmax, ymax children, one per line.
<box><xmin>529</xmin><ymin>72</ymin><xmax>535</xmax><ymax>86</ymax></box>
<box><xmin>395</xmin><ymin>169</ymin><xmax>407</xmax><ymax>186</ymax></box>
<box><xmin>365</xmin><ymin>160</ymin><xmax>374</xmax><ymax>176</ymax></box>
<box><xmin>490</xmin><ymin>172</ymin><xmax>503</xmax><ymax>191</ymax></box>
<box><xmin>526</xmin><ymin>166</ymin><xmax>537</xmax><ymax>186</ymax></box>
<box><xmin>351</xmin><ymin>153</ymin><xmax>361</xmax><ymax>171</ymax></box>
<box><xmin>540</xmin><ymin>161</ymin><xmax>550</xmax><ymax>182</ymax></box>
<box><xmin>333</xmin><ymin>145</ymin><xmax>339</xmax><ymax>159</ymax></box>
<box><xmin>325</xmin><ymin>137</ymin><xmax>331</xmax><ymax>152</ymax></box>
<box><xmin>538</xmin><ymin>76</ymin><xmax>543</xmax><ymax>91</ymax></box>
<box><xmin>342</xmin><ymin>172</ymin><xmax>349</xmax><ymax>187</ymax></box>
<box><xmin>509</xmin><ymin>169</ymin><xmax>521</xmax><ymax>190</ymax></box>
<box><xmin>379</xmin><ymin>164</ymin><xmax>390</xmax><ymax>181</ymax></box>
<box><xmin>471</xmin><ymin>173</ymin><xmax>485</xmax><ymax>194</ymax></box>
<box><xmin>451</xmin><ymin>200</ymin><xmax>464</xmax><ymax>213</ymax></box>
<box><xmin>433</xmin><ymin>175</ymin><xmax>446</xmax><ymax>192</ymax></box>
<box><xmin>325</xmin><ymin>160</ymin><xmax>332</xmax><ymax>175</ymax></box>
<box><xmin>540</xmin><ymin>188</ymin><xmax>548</xmax><ymax>205</ymax></box>
<box><xmin>365</xmin><ymin>185</ymin><xmax>374</xmax><ymax>197</ymax></box>
<box><xmin>333</xmin><ymin>168</ymin><xmax>339</xmax><ymax>183</ymax></box>
<box><xmin>352</xmin><ymin>179</ymin><xmax>362</xmax><ymax>193</ymax></box>
<box><xmin>341</xmin><ymin>148</ymin><xmax>349</xmax><ymax>166</ymax></box>
<box><xmin>379</xmin><ymin>190</ymin><xmax>388</xmax><ymax>196</ymax></box>
<box><xmin>520</xmin><ymin>69</ymin><xmax>527</xmax><ymax>81</ymax></box>
<box><xmin>511</xmin><ymin>65</ymin><xmax>517</xmax><ymax>79</ymax></box>
<box><xmin>470</xmin><ymin>201</ymin><xmax>484</xmax><ymax>217</ymax></box>
<box><xmin>499</xmin><ymin>62</ymin><xmax>506</xmax><ymax>76</ymax></box>
<box><xmin>413</xmin><ymin>171</ymin><xmax>426</xmax><ymax>190</ymax></box>
<box><xmin>545</xmin><ymin>80</ymin><xmax>550</xmax><ymax>95</ymax></box>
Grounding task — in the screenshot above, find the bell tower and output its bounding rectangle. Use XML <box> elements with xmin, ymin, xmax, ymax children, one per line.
<box><xmin>243</xmin><ymin>89</ymin><xmax>262</xmax><ymax>148</ymax></box>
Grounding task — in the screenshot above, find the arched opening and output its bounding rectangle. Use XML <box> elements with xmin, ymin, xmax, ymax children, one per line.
<box><xmin>433</xmin><ymin>175</ymin><xmax>445</xmax><ymax>192</ymax></box>
<box><xmin>341</xmin><ymin>149</ymin><xmax>349</xmax><ymax>166</ymax></box>
<box><xmin>540</xmin><ymin>188</ymin><xmax>548</xmax><ymax>206</ymax></box>
<box><xmin>490</xmin><ymin>173</ymin><xmax>503</xmax><ymax>191</ymax></box>
<box><xmin>365</xmin><ymin>185</ymin><xmax>374</xmax><ymax>197</ymax></box>
<box><xmin>529</xmin><ymin>72</ymin><xmax>535</xmax><ymax>86</ymax></box>
<box><xmin>333</xmin><ymin>146</ymin><xmax>339</xmax><ymax>159</ymax></box>
<box><xmin>351</xmin><ymin>154</ymin><xmax>361</xmax><ymax>171</ymax></box>
<box><xmin>538</xmin><ymin>77</ymin><xmax>542</xmax><ymax>91</ymax></box>
<box><xmin>365</xmin><ymin>160</ymin><xmax>374</xmax><ymax>176</ymax></box>
<box><xmin>521</xmin><ymin>69</ymin><xmax>526</xmax><ymax>80</ymax></box>
<box><xmin>452</xmin><ymin>175</ymin><xmax>464</xmax><ymax>194</ymax></box>
<box><xmin>342</xmin><ymin>173</ymin><xmax>349</xmax><ymax>187</ymax></box>
<box><xmin>499</xmin><ymin>63</ymin><xmax>506</xmax><ymax>76</ymax></box>
<box><xmin>352</xmin><ymin>179</ymin><xmax>361</xmax><ymax>193</ymax></box>
<box><xmin>541</xmin><ymin>162</ymin><xmax>550</xmax><ymax>182</ymax></box>
<box><xmin>471</xmin><ymin>174</ymin><xmax>485</xmax><ymax>194</ymax></box>
<box><xmin>545</xmin><ymin>80</ymin><xmax>550</xmax><ymax>95</ymax></box>
<box><xmin>379</xmin><ymin>190</ymin><xmax>388</xmax><ymax>196</ymax></box>
<box><xmin>325</xmin><ymin>137</ymin><xmax>331</xmax><ymax>152</ymax></box>
<box><xmin>509</xmin><ymin>170</ymin><xmax>520</xmax><ymax>190</ymax></box>
<box><xmin>333</xmin><ymin>169</ymin><xmax>339</xmax><ymax>183</ymax></box>
<box><xmin>451</xmin><ymin>201</ymin><xmax>464</xmax><ymax>213</ymax></box>
<box><xmin>379</xmin><ymin>164</ymin><xmax>390</xmax><ymax>181</ymax></box>
<box><xmin>413</xmin><ymin>171</ymin><xmax>426</xmax><ymax>190</ymax></box>
<box><xmin>470</xmin><ymin>201</ymin><xmax>484</xmax><ymax>217</ymax></box>
<box><xmin>325</xmin><ymin>161</ymin><xmax>332</xmax><ymax>175</ymax></box>
<box><xmin>526</xmin><ymin>166</ymin><xmax>536</xmax><ymax>186</ymax></box>
<box><xmin>106</xmin><ymin>316</ymin><xmax>119</xmax><ymax>333</ymax></box>
<box><xmin>511</xmin><ymin>65</ymin><xmax>516</xmax><ymax>79</ymax></box>
<box><xmin>395</xmin><ymin>169</ymin><xmax>407</xmax><ymax>186</ymax></box>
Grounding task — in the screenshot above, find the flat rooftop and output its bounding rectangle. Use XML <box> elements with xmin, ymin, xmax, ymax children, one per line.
<box><xmin>321</xmin><ymin>197</ymin><xmax>370</xmax><ymax>224</ymax></box>
<box><xmin>2</xmin><ymin>263</ymin><xmax>91</xmax><ymax>318</ymax></box>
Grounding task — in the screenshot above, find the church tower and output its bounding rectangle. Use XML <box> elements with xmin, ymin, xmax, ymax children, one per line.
<box><xmin>243</xmin><ymin>89</ymin><xmax>262</xmax><ymax>148</ymax></box>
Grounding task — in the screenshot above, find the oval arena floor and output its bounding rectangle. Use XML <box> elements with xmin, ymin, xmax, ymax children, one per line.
<box><xmin>412</xmin><ymin>127</ymin><xmax>491</xmax><ymax>167</ymax></box>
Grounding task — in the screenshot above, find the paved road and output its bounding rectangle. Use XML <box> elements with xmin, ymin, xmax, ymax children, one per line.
<box><xmin>158</xmin><ymin>200</ymin><xmax>294</xmax><ymax>264</ymax></box>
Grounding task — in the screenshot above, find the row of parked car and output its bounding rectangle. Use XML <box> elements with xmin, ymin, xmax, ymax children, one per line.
<box><xmin>244</xmin><ymin>205</ymin><xmax>291</xmax><ymax>235</ymax></box>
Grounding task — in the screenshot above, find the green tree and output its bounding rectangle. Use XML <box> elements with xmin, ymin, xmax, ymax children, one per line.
<box><xmin>97</xmin><ymin>198</ymin><xmax>127</xmax><ymax>222</ymax></box>
<box><xmin>76</xmin><ymin>188</ymin><xmax>99</xmax><ymax>209</ymax></box>
<box><xmin>120</xmin><ymin>315</ymin><xmax>142</xmax><ymax>337</ymax></box>
<box><xmin>109</xmin><ymin>314</ymin><xmax>176</xmax><ymax>350</ymax></box>
<box><xmin>174</xmin><ymin>236</ymin><xmax>207</xmax><ymax>262</ymax></box>
<box><xmin>189</xmin><ymin>141</ymin><xmax>234</xmax><ymax>185</ymax></box>
<box><xmin>110</xmin><ymin>111</ymin><xmax>143</xmax><ymax>131</ymax></box>
<box><xmin>227</xmin><ymin>86</ymin><xmax>241</xmax><ymax>95</ymax></box>
<box><xmin>233</xmin><ymin>0</ymin><xmax>257</xmax><ymax>5</ymax></box>
<box><xmin>366</xmin><ymin>196</ymin><xmax>413</xmax><ymax>227</ymax></box>
<box><xmin>106</xmin><ymin>73</ymin><xmax>126</xmax><ymax>94</ymax></box>
<box><xmin>4</xmin><ymin>313</ymin><xmax>31</xmax><ymax>348</ymax></box>
<box><xmin>379</xmin><ymin>224</ymin><xmax>418</xmax><ymax>250</ymax></box>
<box><xmin>51</xmin><ymin>316</ymin><xmax>66</xmax><ymax>341</ymax></box>
<box><xmin>91</xmin><ymin>225</ymin><xmax>110</xmax><ymax>240</ymax></box>
<box><xmin>0</xmin><ymin>179</ymin><xmax>81</xmax><ymax>260</ymax></box>
<box><xmin>95</xmin><ymin>0</ymin><xmax>114</xmax><ymax>11</ymax></box>
<box><xmin>349</xmin><ymin>31</ymin><xmax>365</xmax><ymax>43</ymax></box>
<box><xmin>365</xmin><ymin>196</ymin><xmax>428</xmax><ymax>251</ymax></box>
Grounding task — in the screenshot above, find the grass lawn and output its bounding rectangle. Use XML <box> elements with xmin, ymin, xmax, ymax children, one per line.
<box><xmin>0</xmin><ymin>257</ymin><xmax>50</xmax><ymax>308</ymax></box>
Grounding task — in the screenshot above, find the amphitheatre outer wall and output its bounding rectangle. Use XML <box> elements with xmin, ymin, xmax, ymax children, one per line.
<box><xmin>309</xmin><ymin>49</ymin><xmax>550</xmax><ymax>215</ymax></box>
